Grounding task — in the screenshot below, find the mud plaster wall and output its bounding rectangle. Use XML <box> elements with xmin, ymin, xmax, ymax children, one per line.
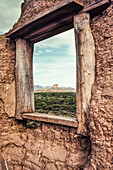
<box><xmin>0</xmin><ymin>0</ymin><xmax>113</xmax><ymax>170</ymax></box>
<box><xmin>84</xmin><ymin>3</ymin><xmax>113</xmax><ymax>169</ymax></box>
<box><xmin>0</xmin><ymin>35</ymin><xmax>15</xmax><ymax>118</ymax></box>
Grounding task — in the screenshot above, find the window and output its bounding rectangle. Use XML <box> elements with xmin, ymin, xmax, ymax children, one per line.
<box><xmin>15</xmin><ymin>12</ymin><xmax>95</xmax><ymax>129</ymax></box>
<box><xmin>33</xmin><ymin>29</ymin><xmax>76</xmax><ymax>119</ymax></box>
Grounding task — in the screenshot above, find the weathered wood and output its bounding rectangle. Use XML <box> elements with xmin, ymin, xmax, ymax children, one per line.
<box><xmin>81</xmin><ymin>0</ymin><xmax>109</xmax><ymax>13</ymax></box>
<box><xmin>30</xmin><ymin>18</ymin><xmax>73</xmax><ymax>43</ymax></box>
<box><xmin>31</xmin><ymin>25</ymin><xmax>72</xmax><ymax>43</ymax></box>
<box><xmin>15</xmin><ymin>39</ymin><xmax>34</xmax><ymax>120</ymax></box>
<box><xmin>21</xmin><ymin>113</ymin><xmax>77</xmax><ymax>127</ymax></box>
<box><xmin>74</xmin><ymin>13</ymin><xmax>95</xmax><ymax>135</ymax></box>
<box><xmin>24</xmin><ymin>15</ymin><xmax>73</xmax><ymax>40</ymax></box>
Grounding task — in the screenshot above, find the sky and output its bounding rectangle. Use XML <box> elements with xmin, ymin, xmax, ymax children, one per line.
<box><xmin>0</xmin><ymin>0</ymin><xmax>76</xmax><ymax>88</ymax></box>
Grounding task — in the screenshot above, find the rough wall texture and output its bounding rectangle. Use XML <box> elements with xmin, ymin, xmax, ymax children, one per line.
<box><xmin>0</xmin><ymin>35</ymin><xmax>16</xmax><ymax>117</ymax></box>
<box><xmin>84</xmin><ymin>3</ymin><xmax>113</xmax><ymax>170</ymax></box>
<box><xmin>0</xmin><ymin>0</ymin><xmax>113</xmax><ymax>169</ymax></box>
<box><xmin>0</xmin><ymin>112</ymin><xmax>90</xmax><ymax>169</ymax></box>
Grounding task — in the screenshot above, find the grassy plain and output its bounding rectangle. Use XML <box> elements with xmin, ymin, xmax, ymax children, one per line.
<box><xmin>34</xmin><ymin>92</ymin><xmax>76</xmax><ymax>118</ymax></box>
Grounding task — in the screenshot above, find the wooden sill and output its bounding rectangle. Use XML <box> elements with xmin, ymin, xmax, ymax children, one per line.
<box><xmin>21</xmin><ymin>113</ymin><xmax>77</xmax><ymax>127</ymax></box>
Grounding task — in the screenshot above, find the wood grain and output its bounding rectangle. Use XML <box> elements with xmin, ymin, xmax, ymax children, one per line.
<box><xmin>22</xmin><ymin>113</ymin><xmax>77</xmax><ymax>127</ymax></box>
<box><xmin>15</xmin><ymin>39</ymin><xmax>34</xmax><ymax>119</ymax></box>
<box><xmin>74</xmin><ymin>13</ymin><xmax>95</xmax><ymax>136</ymax></box>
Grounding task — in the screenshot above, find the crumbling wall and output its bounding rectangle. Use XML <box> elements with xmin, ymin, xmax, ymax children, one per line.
<box><xmin>84</xmin><ymin>3</ymin><xmax>113</xmax><ymax>169</ymax></box>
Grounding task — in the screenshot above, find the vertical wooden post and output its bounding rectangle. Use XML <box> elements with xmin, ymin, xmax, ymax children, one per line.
<box><xmin>15</xmin><ymin>38</ymin><xmax>34</xmax><ymax>119</ymax></box>
<box><xmin>74</xmin><ymin>13</ymin><xmax>95</xmax><ymax>135</ymax></box>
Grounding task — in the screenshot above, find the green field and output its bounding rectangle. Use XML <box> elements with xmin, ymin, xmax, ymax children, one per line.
<box><xmin>34</xmin><ymin>92</ymin><xmax>76</xmax><ymax>118</ymax></box>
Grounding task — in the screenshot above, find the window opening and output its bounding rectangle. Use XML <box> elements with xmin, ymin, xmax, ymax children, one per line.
<box><xmin>33</xmin><ymin>29</ymin><xmax>76</xmax><ymax>118</ymax></box>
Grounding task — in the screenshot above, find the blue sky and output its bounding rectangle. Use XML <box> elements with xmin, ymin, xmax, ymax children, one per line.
<box><xmin>34</xmin><ymin>29</ymin><xmax>76</xmax><ymax>88</ymax></box>
<box><xmin>0</xmin><ymin>0</ymin><xmax>76</xmax><ymax>88</ymax></box>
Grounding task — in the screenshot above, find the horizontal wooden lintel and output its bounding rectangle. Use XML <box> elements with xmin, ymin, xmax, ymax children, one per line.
<box><xmin>21</xmin><ymin>113</ymin><xmax>77</xmax><ymax>127</ymax></box>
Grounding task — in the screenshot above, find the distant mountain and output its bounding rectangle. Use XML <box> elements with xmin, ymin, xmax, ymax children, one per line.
<box><xmin>34</xmin><ymin>85</ymin><xmax>43</xmax><ymax>90</ymax></box>
<box><xmin>34</xmin><ymin>84</ymin><xmax>75</xmax><ymax>92</ymax></box>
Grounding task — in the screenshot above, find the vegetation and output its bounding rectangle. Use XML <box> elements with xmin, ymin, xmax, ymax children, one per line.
<box><xmin>27</xmin><ymin>120</ymin><xmax>41</xmax><ymax>129</ymax></box>
<box><xmin>34</xmin><ymin>92</ymin><xmax>76</xmax><ymax>118</ymax></box>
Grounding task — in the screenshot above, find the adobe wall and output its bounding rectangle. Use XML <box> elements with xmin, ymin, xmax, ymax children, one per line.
<box><xmin>84</xmin><ymin>2</ymin><xmax>113</xmax><ymax>169</ymax></box>
<box><xmin>0</xmin><ymin>0</ymin><xmax>113</xmax><ymax>170</ymax></box>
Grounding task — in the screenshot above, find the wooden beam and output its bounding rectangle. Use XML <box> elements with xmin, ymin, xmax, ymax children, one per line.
<box><xmin>30</xmin><ymin>24</ymin><xmax>72</xmax><ymax>43</ymax></box>
<box><xmin>81</xmin><ymin>0</ymin><xmax>109</xmax><ymax>13</ymax></box>
<box><xmin>24</xmin><ymin>15</ymin><xmax>73</xmax><ymax>40</ymax></box>
<box><xmin>21</xmin><ymin>113</ymin><xmax>77</xmax><ymax>127</ymax></box>
<box><xmin>15</xmin><ymin>39</ymin><xmax>34</xmax><ymax>120</ymax></box>
<box><xmin>74</xmin><ymin>13</ymin><xmax>95</xmax><ymax>136</ymax></box>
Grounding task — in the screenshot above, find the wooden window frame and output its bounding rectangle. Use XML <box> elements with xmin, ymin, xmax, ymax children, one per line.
<box><xmin>15</xmin><ymin>13</ymin><xmax>95</xmax><ymax>131</ymax></box>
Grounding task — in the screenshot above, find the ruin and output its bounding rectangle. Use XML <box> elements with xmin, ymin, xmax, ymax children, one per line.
<box><xmin>0</xmin><ymin>0</ymin><xmax>112</xmax><ymax>169</ymax></box>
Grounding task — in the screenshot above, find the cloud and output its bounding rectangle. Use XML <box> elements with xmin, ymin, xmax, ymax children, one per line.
<box><xmin>33</xmin><ymin>35</ymin><xmax>76</xmax><ymax>88</ymax></box>
<box><xmin>0</xmin><ymin>0</ymin><xmax>23</xmax><ymax>33</ymax></box>
<box><xmin>33</xmin><ymin>54</ymin><xmax>76</xmax><ymax>88</ymax></box>
<box><xmin>46</xmin><ymin>49</ymin><xmax>53</xmax><ymax>53</ymax></box>
<box><xmin>34</xmin><ymin>50</ymin><xmax>43</xmax><ymax>56</ymax></box>
<box><xmin>35</xmin><ymin>28</ymin><xmax>76</xmax><ymax>57</ymax></box>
